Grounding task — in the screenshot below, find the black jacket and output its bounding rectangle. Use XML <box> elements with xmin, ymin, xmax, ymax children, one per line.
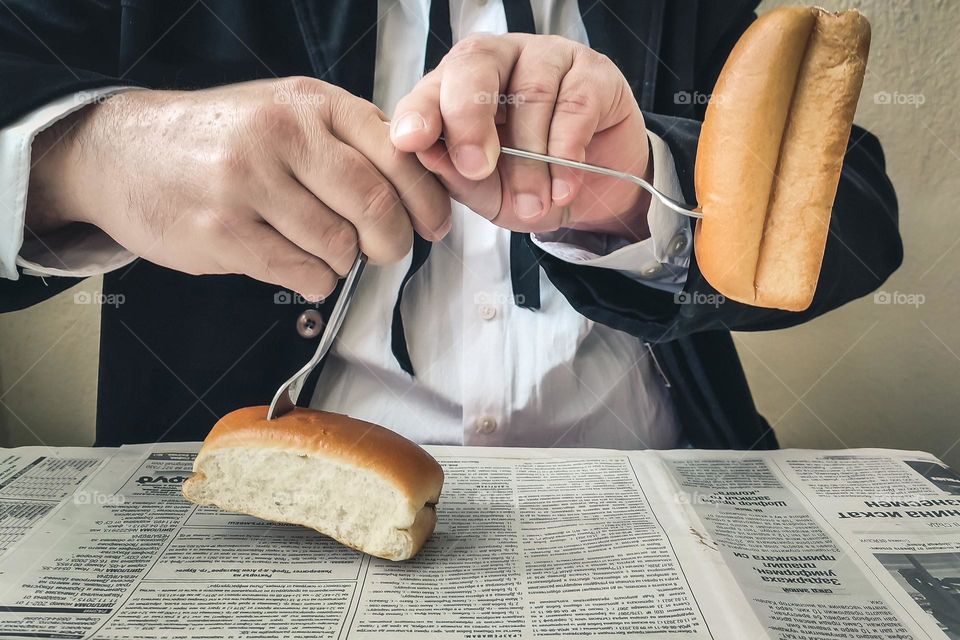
<box><xmin>0</xmin><ymin>0</ymin><xmax>902</xmax><ymax>448</ymax></box>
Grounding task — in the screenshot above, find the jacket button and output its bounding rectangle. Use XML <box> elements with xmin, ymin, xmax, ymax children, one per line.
<box><xmin>296</xmin><ymin>309</ymin><xmax>324</xmax><ymax>339</ymax></box>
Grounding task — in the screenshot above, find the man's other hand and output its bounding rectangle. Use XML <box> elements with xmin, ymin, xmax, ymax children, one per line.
<box><xmin>391</xmin><ymin>34</ymin><xmax>651</xmax><ymax>240</ymax></box>
<box><xmin>27</xmin><ymin>78</ymin><xmax>451</xmax><ymax>300</ymax></box>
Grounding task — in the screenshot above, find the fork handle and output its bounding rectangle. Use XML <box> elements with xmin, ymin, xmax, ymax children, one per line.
<box><xmin>267</xmin><ymin>253</ymin><xmax>367</xmax><ymax>420</ymax></box>
<box><xmin>496</xmin><ymin>145</ymin><xmax>701</xmax><ymax>219</ymax></box>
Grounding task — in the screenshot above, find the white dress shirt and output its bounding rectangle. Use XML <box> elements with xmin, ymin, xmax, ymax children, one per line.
<box><xmin>0</xmin><ymin>0</ymin><xmax>690</xmax><ymax>449</ymax></box>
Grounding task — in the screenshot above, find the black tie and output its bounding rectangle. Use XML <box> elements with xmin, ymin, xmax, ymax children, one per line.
<box><xmin>389</xmin><ymin>0</ymin><xmax>544</xmax><ymax>377</ymax></box>
<box><xmin>502</xmin><ymin>1</ymin><xmax>542</xmax><ymax>311</ymax></box>
<box><xmin>389</xmin><ymin>0</ymin><xmax>453</xmax><ymax>376</ymax></box>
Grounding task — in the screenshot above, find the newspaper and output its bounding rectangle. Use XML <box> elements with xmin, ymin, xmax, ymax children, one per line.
<box><xmin>1</xmin><ymin>443</ymin><xmax>960</xmax><ymax>639</ymax></box>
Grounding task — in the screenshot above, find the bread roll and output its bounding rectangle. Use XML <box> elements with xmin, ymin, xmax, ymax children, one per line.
<box><xmin>694</xmin><ymin>6</ymin><xmax>870</xmax><ymax>311</ymax></box>
<box><xmin>182</xmin><ymin>406</ymin><xmax>444</xmax><ymax>561</ymax></box>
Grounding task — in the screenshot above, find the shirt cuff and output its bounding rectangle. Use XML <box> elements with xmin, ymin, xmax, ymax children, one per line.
<box><xmin>531</xmin><ymin>130</ymin><xmax>691</xmax><ymax>294</ymax></box>
<box><xmin>0</xmin><ymin>86</ymin><xmax>137</xmax><ymax>280</ymax></box>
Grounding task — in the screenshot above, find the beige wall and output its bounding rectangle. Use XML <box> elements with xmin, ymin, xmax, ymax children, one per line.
<box><xmin>2</xmin><ymin>1</ymin><xmax>958</xmax><ymax>462</ymax></box>
<box><xmin>0</xmin><ymin>276</ymin><xmax>101</xmax><ymax>447</ymax></box>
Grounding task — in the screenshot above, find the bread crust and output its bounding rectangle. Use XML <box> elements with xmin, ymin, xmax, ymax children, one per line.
<box><xmin>190</xmin><ymin>406</ymin><xmax>444</xmax><ymax>507</ymax></box>
<box><xmin>694</xmin><ymin>6</ymin><xmax>870</xmax><ymax>311</ymax></box>
<box><xmin>695</xmin><ymin>6</ymin><xmax>817</xmax><ymax>304</ymax></box>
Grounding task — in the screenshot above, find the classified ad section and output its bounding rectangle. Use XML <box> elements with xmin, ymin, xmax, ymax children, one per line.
<box><xmin>0</xmin><ymin>442</ymin><xmax>958</xmax><ymax>639</ymax></box>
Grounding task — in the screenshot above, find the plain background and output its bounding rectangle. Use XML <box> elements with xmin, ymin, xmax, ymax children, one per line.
<box><xmin>1</xmin><ymin>0</ymin><xmax>957</xmax><ymax>463</ymax></box>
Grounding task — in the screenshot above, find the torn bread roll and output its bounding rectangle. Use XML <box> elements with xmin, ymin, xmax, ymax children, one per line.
<box><xmin>182</xmin><ymin>406</ymin><xmax>444</xmax><ymax>561</ymax></box>
<box><xmin>694</xmin><ymin>6</ymin><xmax>870</xmax><ymax>311</ymax></box>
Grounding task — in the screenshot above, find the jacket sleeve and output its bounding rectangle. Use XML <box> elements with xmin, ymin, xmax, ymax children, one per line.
<box><xmin>0</xmin><ymin>0</ymin><xmax>134</xmax><ymax>312</ymax></box>
<box><xmin>532</xmin><ymin>3</ymin><xmax>903</xmax><ymax>342</ymax></box>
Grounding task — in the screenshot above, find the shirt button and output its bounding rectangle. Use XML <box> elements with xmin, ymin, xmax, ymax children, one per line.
<box><xmin>667</xmin><ymin>232</ymin><xmax>689</xmax><ymax>256</ymax></box>
<box><xmin>296</xmin><ymin>309</ymin><xmax>324</xmax><ymax>339</ymax></box>
<box><xmin>478</xmin><ymin>304</ymin><xmax>497</xmax><ymax>321</ymax></box>
<box><xmin>475</xmin><ymin>416</ymin><xmax>498</xmax><ymax>435</ymax></box>
<box><xmin>639</xmin><ymin>262</ymin><xmax>664</xmax><ymax>278</ymax></box>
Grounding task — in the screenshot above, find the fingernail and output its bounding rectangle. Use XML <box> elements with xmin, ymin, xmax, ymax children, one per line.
<box><xmin>515</xmin><ymin>193</ymin><xmax>544</xmax><ymax>219</ymax></box>
<box><xmin>551</xmin><ymin>178</ymin><xmax>571</xmax><ymax>202</ymax></box>
<box><xmin>454</xmin><ymin>145</ymin><xmax>491</xmax><ymax>178</ymax></box>
<box><xmin>393</xmin><ymin>112</ymin><xmax>425</xmax><ymax>138</ymax></box>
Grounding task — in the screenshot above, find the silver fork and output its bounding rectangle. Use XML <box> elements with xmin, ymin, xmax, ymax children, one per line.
<box><xmin>267</xmin><ymin>253</ymin><xmax>367</xmax><ymax>419</ymax></box>
<box><xmin>495</xmin><ymin>145</ymin><xmax>701</xmax><ymax>218</ymax></box>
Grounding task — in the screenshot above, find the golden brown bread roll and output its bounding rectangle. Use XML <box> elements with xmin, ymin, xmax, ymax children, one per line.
<box><xmin>182</xmin><ymin>406</ymin><xmax>444</xmax><ymax>561</ymax></box>
<box><xmin>694</xmin><ymin>6</ymin><xmax>871</xmax><ymax>311</ymax></box>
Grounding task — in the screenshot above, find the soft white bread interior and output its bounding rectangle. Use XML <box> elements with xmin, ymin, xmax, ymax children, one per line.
<box><xmin>182</xmin><ymin>406</ymin><xmax>444</xmax><ymax>561</ymax></box>
<box><xmin>694</xmin><ymin>6</ymin><xmax>870</xmax><ymax>311</ymax></box>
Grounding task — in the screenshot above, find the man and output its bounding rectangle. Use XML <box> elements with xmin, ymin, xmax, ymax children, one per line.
<box><xmin>0</xmin><ymin>1</ymin><xmax>901</xmax><ymax>449</ymax></box>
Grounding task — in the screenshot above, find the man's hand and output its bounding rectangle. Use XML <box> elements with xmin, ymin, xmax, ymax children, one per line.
<box><xmin>390</xmin><ymin>34</ymin><xmax>651</xmax><ymax>240</ymax></box>
<box><xmin>27</xmin><ymin>78</ymin><xmax>451</xmax><ymax>300</ymax></box>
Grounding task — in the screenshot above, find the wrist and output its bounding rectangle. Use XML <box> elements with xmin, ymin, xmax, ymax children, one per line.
<box><xmin>26</xmin><ymin>107</ymin><xmax>90</xmax><ymax>234</ymax></box>
<box><xmin>26</xmin><ymin>89</ymin><xmax>155</xmax><ymax>234</ymax></box>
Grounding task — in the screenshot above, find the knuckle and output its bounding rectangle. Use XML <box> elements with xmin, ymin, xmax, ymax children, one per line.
<box><xmin>280</xmin><ymin>75</ymin><xmax>320</xmax><ymax>95</ymax></box>
<box><xmin>290</xmin><ymin>252</ymin><xmax>323</xmax><ymax>278</ymax></box>
<box><xmin>361</xmin><ymin>100</ymin><xmax>387</xmax><ymax>124</ymax></box>
<box><xmin>511</xmin><ymin>79</ymin><xmax>557</xmax><ymax>105</ymax></box>
<box><xmin>346</xmin><ymin>101</ymin><xmax>388</xmax><ymax>140</ymax></box>
<box><xmin>580</xmin><ymin>47</ymin><xmax>611</xmax><ymax>69</ymax></box>
<box><xmin>381</xmin><ymin>136</ymin><xmax>410</xmax><ymax>170</ymax></box>
<box><xmin>447</xmin><ymin>34</ymin><xmax>496</xmax><ymax>62</ymax></box>
<box><xmin>554</xmin><ymin>90</ymin><xmax>594</xmax><ymax>116</ymax></box>
<box><xmin>442</xmin><ymin>99</ymin><xmax>485</xmax><ymax>122</ymax></box>
<box><xmin>328</xmin><ymin>88</ymin><xmax>380</xmax><ymax>132</ymax></box>
<box><xmin>547</xmin><ymin>139</ymin><xmax>584</xmax><ymax>162</ymax></box>
<box><xmin>324</xmin><ymin>221</ymin><xmax>359</xmax><ymax>259</ymax></box>
<box><xmin>207</xmin><ymin>149</ymin><xmax>252</xmax><ymax>200</ymax></box>
<box><xmin>544</xmin><ymin>34</ymin><xmax>573</xmax><ymax>50</ymax></box>
<box><xmin>258</xmin><ymin>250</ymin><xmax>285</xmax><ymax>280</ymax></box>
<box><xmin>275</xmin><ymin>76</ymin><xmax>328</xmax><ymax>114</ymax></box>
<box><xmin>360</xmin><ymin>181</ymin><xmax>401</xmax><ymax>224</ymax></box>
